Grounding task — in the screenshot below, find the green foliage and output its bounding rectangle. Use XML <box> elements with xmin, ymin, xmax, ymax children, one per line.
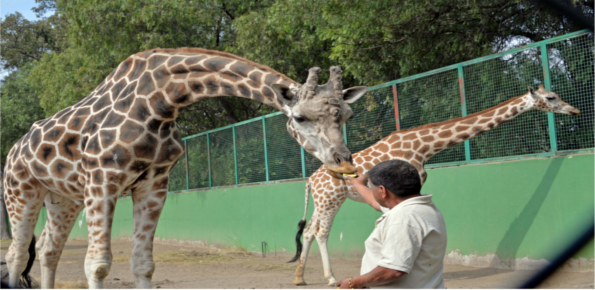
<box><xmin>0</xmin><ymin>64</ymin><xmax>46</xmax><ymax>165</ymax></box>
<box><xmin>29</xmin><ymin>47</ymin><xmax>110</xmax><ymax>117</ymax></box>
<box><xmin>29</xmin><ymin>0</ymin><xmax>280</xmax><ymax>133</ymax></box>
<box><xmin>230</xmin><ymin>0</ymin><xmax>336</xmax><ymax>84</ymax></box>
<box><xmin>320</xmin><ymin>0</ymin><xmax>592</xmax><ymax>84</ymax></box>
<box><xmin>0</xmin><ymin>12</ymin><xmax>67</xmax><ymax>71</ymax></box>
<box><xmin>232</xmin><ymin>0</ymin><xmax>593</xmax><ymax>85</ymax></box>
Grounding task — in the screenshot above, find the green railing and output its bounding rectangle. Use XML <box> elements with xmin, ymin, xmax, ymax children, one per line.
<box><xmin>168</xmin><ymin>30</ymin><xmax>594</xmax><ymax>192</ymax></box>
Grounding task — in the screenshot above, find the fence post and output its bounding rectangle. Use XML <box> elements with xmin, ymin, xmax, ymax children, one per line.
<box><xmin>232</xmin><ymin>126</ymin><xmax>239</xmax><ymax>185</ymax></box>
<box><xmin>541</xmin><ymin>44</ymin><xmax>558</xmax><ymax>154</ymax></box>
<box><xmin>392</xmin><ymin>85</ymin><xmax>401</xmax><ymax>131</ymax></box>
<box><xmin>343</xmin><ymin>124</ymin><xmax>348</xmax><ymax>145</ymax></box>
<box><xmin>184</xmin><ymin>139</ymin><xmax>189</xmax><ymax>190</ymax></box>
<box><xmin>300</xmin><ymin>147</ymin><xmax>307</xmax><ymax>179</ymax></box>
<box><xmin>457</xmin><ymin>65</ymin><xmax>472</xmax><ymax>161</ymax></box>
<box><xmin>262</xmin><ymin>116</ymin><xmax>270</xmax><ymax>182</ymax></box>
<box><xmin>207</xmin><ymin>132</ymin><xmax>212</xmax><ymax>187</ymax></box>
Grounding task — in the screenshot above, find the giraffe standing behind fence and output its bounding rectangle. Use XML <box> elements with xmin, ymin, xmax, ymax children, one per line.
<box><xmin>289</xmin><ymin>85</ymin><xmax>580</xmax><ymax>286</ymax></box>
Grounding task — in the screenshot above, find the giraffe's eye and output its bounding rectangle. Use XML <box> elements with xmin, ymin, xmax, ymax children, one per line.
<box><xmin>546</xmin><ymin>96</ymin><xmax>556</xmax><ymax>101</ymax></box>
<box><xmin>294</xmin><ymin>116</ymin><xmax>307</xmax><ymax>123</ymax></box>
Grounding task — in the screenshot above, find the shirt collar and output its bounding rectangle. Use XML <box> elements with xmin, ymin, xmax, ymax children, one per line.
<box><xmin>375</xmin><ymin>195</ymin><xmax>434</xmax><ymax>226</ymax></box>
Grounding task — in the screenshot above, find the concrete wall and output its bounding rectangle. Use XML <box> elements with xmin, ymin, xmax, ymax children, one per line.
<box><xmin>35</xmin><ymin>153</ymin><xmax>594</xmax><ymax>270</ymax></box>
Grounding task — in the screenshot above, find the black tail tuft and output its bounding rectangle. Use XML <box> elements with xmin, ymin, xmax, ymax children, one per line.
<box><xmin>287</xmin><ymin>219</ymin><xmax>306</xmax><ymax>263</ymax></box>
<box><xmin>21</xmin><ymin>235</ymin><xmax>36</xmax><ymax>288</ymax></box>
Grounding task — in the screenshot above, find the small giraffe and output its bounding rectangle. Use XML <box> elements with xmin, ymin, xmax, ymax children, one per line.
<box><xmin>290</xmin><ymin>85</ymin><xmax>580</xmax><ymax>286</ymax></box>
<box><xmin>2</xmin><ymin>48</ymin><xmax>368</xmax><ymax>289</ymax></box>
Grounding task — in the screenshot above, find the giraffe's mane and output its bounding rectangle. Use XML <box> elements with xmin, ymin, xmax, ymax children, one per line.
<box><xmin>139</xmin><ymin>47</ymin><xmax>295</xmax><ymax>84</ymax></box>
<box><xmin>395</xmin><ymin>93</ymin><xmax>526</xmax><ymax>135</ymax></box>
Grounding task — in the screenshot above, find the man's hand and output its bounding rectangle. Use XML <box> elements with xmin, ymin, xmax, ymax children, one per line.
<box><xmin>335</xmin><ymin>278</ymin><xmax>359</xmax><ymax>289</ymax></box>
<box><xmin>344</xmin><ymin>173</ymin><xmax>368</xmax><ymax>186</ymax></box>
<box><xmin>344</xmin><ymin>173</ymin><xmax>380</xmax><ymax>211</ymax></box>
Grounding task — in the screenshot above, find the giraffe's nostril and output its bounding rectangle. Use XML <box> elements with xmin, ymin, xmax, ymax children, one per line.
<box><xmin>333</xmin><ymin>152</ymin><xmax>343</xmax><ymax>164</ymax></box>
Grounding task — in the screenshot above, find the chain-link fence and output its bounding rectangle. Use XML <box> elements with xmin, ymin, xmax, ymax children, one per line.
<box><xmin>169</xmin><ymin>30</ymin><xmax>594</xmax><ymax>192</ymax></box>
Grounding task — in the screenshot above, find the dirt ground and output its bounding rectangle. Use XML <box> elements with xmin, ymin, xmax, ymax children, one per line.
<box><xmin>1</xmin><ymin>239</ymin><xmax>593</xmax><ymax>289</ymax></box>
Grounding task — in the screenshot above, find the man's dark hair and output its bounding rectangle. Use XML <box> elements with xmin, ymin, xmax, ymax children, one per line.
<box><xmin>368</xmin><ymin>160</ymin><xmax>421</xmax><ymax>197</ymax></box>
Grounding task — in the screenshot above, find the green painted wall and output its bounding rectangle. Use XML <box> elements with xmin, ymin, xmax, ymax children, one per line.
<box><xmin>35</xmin><ymin>154</ymin><xmax>594</xmax><ymax>262</ymax></box>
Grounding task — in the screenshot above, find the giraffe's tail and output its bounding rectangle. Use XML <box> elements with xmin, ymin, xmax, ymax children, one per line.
<box><xmin>21</xmin><ymin>235</ymin><xmax>36</xmax><ymax>288</ymax></box>
<box><xmin>287</xmin><ymin>180</ymin><xmax>311</xmax><ymax>263</ymax></box>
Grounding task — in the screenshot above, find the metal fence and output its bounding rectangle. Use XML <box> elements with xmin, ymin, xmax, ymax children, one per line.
<box><xmin>168</xmin><ymin>30</ymin><xmax>594</xmax><ymax>192</ymax></box>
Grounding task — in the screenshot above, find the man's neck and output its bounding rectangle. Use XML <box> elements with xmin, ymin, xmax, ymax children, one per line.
<box><xmin>385</xmin><ymin>193</ymin><xmax>422</xmax><ymax>210</ymax></box>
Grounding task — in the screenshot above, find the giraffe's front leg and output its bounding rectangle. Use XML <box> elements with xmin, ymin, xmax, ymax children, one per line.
<box><xmin>83</xmin><ymin>182</ymin><xmax>121</xmax><ymax>289</ymax></box>
<box><xmin>129</xmin><ymin>175</ymin><xmax>169</xmax><ymax>289</ymax></box>
<box><xmin>38</xmin><ymin>194</ymin><xmax>85</xmax><ymax>288</ymax></box>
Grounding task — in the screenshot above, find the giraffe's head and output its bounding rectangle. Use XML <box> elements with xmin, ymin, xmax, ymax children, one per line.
<box><xmin>271</xmin><ymin>66</ymin><xmax>367</xmax><ymax>174</ymax></box>
<box><xmin>529</xmin><ymin>85</ymin><xmax>580</xmax><ymax>115</ymax></box>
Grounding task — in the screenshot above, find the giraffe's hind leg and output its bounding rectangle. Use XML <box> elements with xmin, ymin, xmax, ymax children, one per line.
<box><xmin>293</xmin><ymin>217</ymin><xmax>319</xmax><ymax>286</ymax></box>
<box><xmin>37</xmin><ymin>193</ymin><xmax>84</xmax><ymax>288</ymax></box>
<box><xmin>129</xmin><ymin>172</ymin><xmax>169</xmax><ymax>289</ymax></box>
<box><xmin>3</xmin><ymin>172</ymin><xmax>47</xmax><ymax>288</ymax></box>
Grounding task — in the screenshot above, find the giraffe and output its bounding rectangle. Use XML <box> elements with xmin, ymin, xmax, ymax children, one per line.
<box><xmin>289</xmin><ymin>85</ymin><xmax>580</xmax><ymax>286</ymax></box>
<box><xmin>2</xmin><ymin>47</ymin><xmax>368</xmax><ymax>289</ymax></box>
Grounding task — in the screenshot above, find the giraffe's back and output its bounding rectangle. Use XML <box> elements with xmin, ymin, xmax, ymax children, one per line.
<box><xmin>4</xmin><ymin>55</ymin><xmax>182</xmax><ymax>201</ymax></box>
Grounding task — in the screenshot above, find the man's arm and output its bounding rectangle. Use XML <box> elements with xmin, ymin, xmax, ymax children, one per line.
<box><xmin>336</xmin><ymin>266</ymin><xmax>406</xmax><ymax>289</ymax></box>
<box><xmin>344</xmin><ymin>175</ymin><xmax>381</xmax><ymax>212</ymax></box>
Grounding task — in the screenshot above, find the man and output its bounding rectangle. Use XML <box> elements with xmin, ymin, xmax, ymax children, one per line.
<box><xmin>338</xmin><ymin>160</ymin><xmax>447</xmax><ymax>289</ymax></box>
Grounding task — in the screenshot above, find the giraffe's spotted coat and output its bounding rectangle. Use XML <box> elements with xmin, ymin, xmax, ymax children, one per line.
<box><xmin>3</xmin><ymin>48</ymin><xmax>369</xmax><ymax>289</ymax></box>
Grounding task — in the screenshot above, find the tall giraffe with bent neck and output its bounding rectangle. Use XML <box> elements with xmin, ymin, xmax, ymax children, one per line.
<box><xmin>290</xmin><ymin>85</ymin><xmax>580</xmax><ymax>286</ymax></box>
<box><xmin>3</xmin><ymin>48</ymin><xmax>367</xmax><ymax>289</ymax></box>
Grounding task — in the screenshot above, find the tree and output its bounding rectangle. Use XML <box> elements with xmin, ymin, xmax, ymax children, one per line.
<box><xmin>30</xmin><ymin>0</ymin><xmax>279</xmax><ymax>135</ymax></box>
<box><xmin>231</xmin><ymin>0</ymin><xmax>593</xmax><ymax>85</ymax></box>
<box><xmin>321</xmin><ymin>0</ymin><xmax>593</xmax><ymax>84</ymax></box>
<box><xmin>230</xmin><ymin>1</ymin><xmax>336</xmax><ymax>84</ymax></box>
<box><xmin>0</xmin><ymin>11</ymin><xmax>67</xmax><ymax>73</ymax></box>
<box><xmin>1</xmin><ymin>63</ymin><xmax>46</xmax><ymax>167</ymax></box>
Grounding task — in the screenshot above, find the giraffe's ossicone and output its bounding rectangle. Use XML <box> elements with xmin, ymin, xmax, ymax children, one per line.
<box><xmin>2</xmin><ymin>47</ymin><xmax>368</xmax><ymax>289</ymax></box>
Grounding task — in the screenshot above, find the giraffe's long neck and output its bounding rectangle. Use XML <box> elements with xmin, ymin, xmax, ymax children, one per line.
<box><xmin>388</xmin><ymin>93</ymin><xmax>535</xmax><ymax>165</ymax></box>
<box><xmin>102</xmin><ymin>48</ymin><xmax>298</xmax><ymax>121</ymax></box>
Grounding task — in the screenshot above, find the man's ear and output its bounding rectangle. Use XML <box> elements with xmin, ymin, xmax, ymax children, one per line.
<box><xmin>271</xmin><ymin>84</ymin><xmax>297</xmax><ymax>107</ymax></box>
<box><xmin>378</xmin><ymin>185</ymin><xmax>388</xmax><ymax>199</ymax></box>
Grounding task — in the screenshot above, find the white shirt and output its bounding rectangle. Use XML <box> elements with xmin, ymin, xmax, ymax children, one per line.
<box><xmin>360</xmin><ymin>195</ymin><xmax>447</xmax><ymax>289</ymax></box>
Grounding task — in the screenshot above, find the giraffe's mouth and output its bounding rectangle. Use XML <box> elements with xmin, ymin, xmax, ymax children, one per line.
<box><xmin>325</xmin><ymin>162</ymin><xmax>357</xmax><ymax>178</ymax></box>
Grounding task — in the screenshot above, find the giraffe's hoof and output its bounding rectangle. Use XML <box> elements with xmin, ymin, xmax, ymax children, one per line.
<box><xmin>293</xmin><ymin>279</ymin><xmax>307</xmax><ymax>286</ymax></box>
<box><xmin>327</xmin><ymin>279</ymin><xmax>338</xmax><ymax>287</ymax></box>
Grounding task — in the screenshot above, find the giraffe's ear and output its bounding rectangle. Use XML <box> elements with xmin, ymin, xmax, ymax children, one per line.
<box><xmin>528</xmin><ymin>86</ymin><xmax>538</xmax><ymax>99</ymax></box>
<box><xmin>271</xmin><ymin>84</ymin><xmax>297</xmax><ymax>107</ymax></box>
<box><xmin>342</xmin><ymin>86</ymin><xmax>368</xmax><ymax>104</ymax></box>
